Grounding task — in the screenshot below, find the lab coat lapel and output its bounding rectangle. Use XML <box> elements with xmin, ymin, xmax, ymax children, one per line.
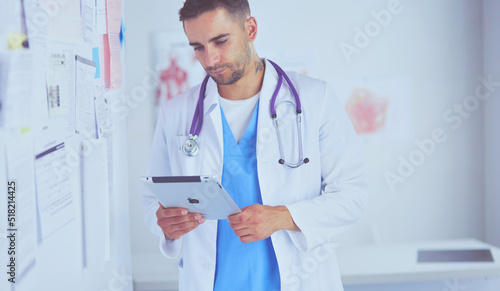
<box><xmin>196</xmin><ymin>77</ymin><xmax>222</xmax><ymax>260</ymax></box>
<box><xmin>203</xmin><ymin>75</ymin><xmax>219</xmax><ymax>117</ymax></box>
<box><xmin>257</xmin><ymin>59</ymin><xmax>291</xmax><ymax>206</ymax></box>
<box><xmin>203</xmin><ymin>77</ymin><xmax>224</xmax><ymax>180</ymax></box>
<box><xmin>256</xmin><ymin>59</ymin><xmax>290</xmax><ymax>164</ymax></box>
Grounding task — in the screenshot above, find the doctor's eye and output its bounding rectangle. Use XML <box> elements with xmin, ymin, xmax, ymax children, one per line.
<box><xmin>215</xmin><ymin>39</ymin><xmax>227</xmax><ymax>46</ymax></box>
<box><xmin>193</xmin><ymin>45</ymin><xmax>204</xmax><ymax>51</ymax></box>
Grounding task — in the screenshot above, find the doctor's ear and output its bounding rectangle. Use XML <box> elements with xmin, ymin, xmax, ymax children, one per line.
<box><xmin>245</xmin><ymin>17</ymin><xmax>258</xmax><ymax>42</ymax></box>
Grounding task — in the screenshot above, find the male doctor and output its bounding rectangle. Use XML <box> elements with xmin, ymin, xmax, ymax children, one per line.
<box><xmin>141</xmin><ymin>0</ymin><xmax>368</xmax><ymax>290</ymax></box>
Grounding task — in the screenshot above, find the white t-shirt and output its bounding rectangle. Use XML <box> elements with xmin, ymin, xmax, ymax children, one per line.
<box><xmin>218</xmin><ymin>93</ymin><xmax>260</xmax><ymax>143</ymax></box>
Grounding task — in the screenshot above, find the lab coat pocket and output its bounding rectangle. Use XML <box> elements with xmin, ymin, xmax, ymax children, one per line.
<box><xmin>168</xmin><ymin>135</ymin><xmax>204</xmax><ymax>176</ymax></box>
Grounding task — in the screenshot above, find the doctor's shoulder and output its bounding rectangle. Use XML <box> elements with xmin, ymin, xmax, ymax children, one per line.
<box><xmin>284</xmin><ymin>71</ymin><xmax>338</xmax><ymax>110</ymax></box>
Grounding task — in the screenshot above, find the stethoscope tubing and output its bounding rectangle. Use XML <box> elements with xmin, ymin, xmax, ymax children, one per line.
<box><xmin>190</xmin><ymin>75</ymin><xmax>210</xmax><ymax>137</ymax></box>
<box><xmin>184</xmin><ymin>60</ymin><xmax>309</xmax><ymax>166</ymax></box>
<box><xmin>267</xmin><ymin>59</ymin><xmax>302</xmax><ymax>115</ymax></box>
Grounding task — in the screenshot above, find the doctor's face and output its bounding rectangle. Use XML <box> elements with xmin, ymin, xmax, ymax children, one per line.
<box><xmin>184</xmin><ymin>8</ymin><xmax>252</xmax><ymax>85</ymax></box>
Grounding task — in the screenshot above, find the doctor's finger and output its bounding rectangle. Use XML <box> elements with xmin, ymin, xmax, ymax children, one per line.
<box><xmin>228</xmin><ymin>220</ymin><xmax>249</xmax><ymax>230</ymax></box>
<box><xmin>158</xmin><ymin>218</ymin><xmax>201</xmax><ymax>235</ymax></box>
<box><xmin>164</xmin><ymin>213</ymin><xmax>204</xmax><ymax>224</ymax></box>
<box><xmin>239</xmin><ymin>234</ymin><xmax>260</xmax><ymax>243</ymax></box>
<box><xmin>157</xmin><ymin>207</ymin><xmax>189</xmax><ymax>219</ymax></box>
<box><xmin>228</xmin><ymin>211</ymin><xmax>250</xmax><ymax>224</ymax></box>
<box><xmin>168</xmin><ymin>220</ymin><xmax>203</xmax><ymax>232</ymax></box>
<box><xmin>233</xmin><ymin>226</ymin><xmax>253</xmax><ymax>238</ymax></box>
<box><xmin>158</xmin><ymin>215</ymin><xmax>204</xmax><ymax>231</ymax></box>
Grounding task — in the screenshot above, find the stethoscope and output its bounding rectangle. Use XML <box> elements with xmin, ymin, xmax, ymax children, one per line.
<box><xmin>183</xmin><ymin>60</ymin><xmax>309</xmax><ymax>168</ymax></box>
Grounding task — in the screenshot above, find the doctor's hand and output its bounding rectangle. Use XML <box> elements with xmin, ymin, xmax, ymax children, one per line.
<box><xmin>156</xmin><ymin>202</ymin><xmax>205</xmax><ymax>240</ymax></box>
<box><xmin>228</xmin><ymin>204</ymin><xmax>300</xmax><ymax>243</ymax></box>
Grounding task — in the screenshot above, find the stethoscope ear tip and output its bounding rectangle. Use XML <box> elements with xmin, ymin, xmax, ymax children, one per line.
<box><xmin>304</xmin><ymin>158</ymin><xmax>309</xmax><ymax>164</ymax></box>
<box><xmin>278</xmin><ymin>159</ymin><xmax>285</xmax><ymax>165</ymax></box>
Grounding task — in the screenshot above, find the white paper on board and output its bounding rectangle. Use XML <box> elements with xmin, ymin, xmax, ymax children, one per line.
<box><xmin>0</xmin><ymin>51</ymin><xmax>34</xmax><ymax>129</ymax></box>
<box><xmin>81</xmin><ymin>0</ymin><xmax>97</xmax><ymax>45</ymax></box>
<box><xmin>81</xmin><ymin>138</ymin><xmax>110</xmax><ymax>270</ymax></box>
<box><xmin>100</xmin><ymin>89</ymin><xmax>115</xmax><ymax>197</ymax></box>
<box><xmin>75</xmin><ymin>55</ymin><xmax>97</xmax><ymax>138</ymax></box>
<box><xmin>46</xmin><ymin>52</ymin><xmax>68</xmax><ymax>119</ymax></box>
<box><xmin>34</xmin><ymin>139</ymin><xmax>75</xmax><ymax>240</ymax></box>
<box><xmin>48</xmin><ymin>0</ymin><xmax>83</xmax><ymax>44</ymax></box>
<box><xmin>95</xmin><ymin>84</ymin><xmax>111</xmax><ymax>139</ymax></box>
<box><xmin>63</xmin><ymin>49</ymin><xmax>76</xmax><ymax>139</ymax></box>
<box><xmin>96</xmin><ymin>0</ymin><xmax>107</xmax><ymax>34</ymax></box>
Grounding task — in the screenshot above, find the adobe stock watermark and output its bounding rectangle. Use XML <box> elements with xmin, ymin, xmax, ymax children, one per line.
<box><xmin>49</xmin><ymin>128</ymin><xmax>104</xmax><ymax>181</ymax></box>
<box><xmin>25</xmin><ymin>0</ymin><xmax>70</xmax><ymax>40</ymax></box>
<box><xmin>385</xmin><ymin>75</ymin><xmax>499</xmax><ymax>192</ymax></box>
<box><xmin>340</xmin><ymin>0</ymin><xmax>408</xmax><ymax>64</ymax></box>
<box><xmin>184</xmin><ymin>180</ymin><xmax>224</xmax><ymax>214</ymax></box>
<box><xmin>100</xmin><ymin>267</ymin><xmax>132</xmax><ymax>291</ymax></box>
<box><xmin>108</xmin><ymin>66</ymin><xmax>159</xmax><ymax>122</ymax></box>
<box><xmin>282</xmin><ymin>237</ymin><xmax>341</xmax><ymax>289</ymax></box>
<box><xmin>442</xmin><ymin>278</ymin><xmax>467</xmax><ymax>291</ymax></box>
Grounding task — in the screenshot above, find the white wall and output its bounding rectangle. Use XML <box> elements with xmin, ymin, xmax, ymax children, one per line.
<box><xmin>126</xmin><ymin>0</ymin><xmax>487</xmax><ymax>284</ymax></box>
<box><xmin>483</xmin><ymin>0</ymin><xmax>500</xmax><ymax>248</ymax></box>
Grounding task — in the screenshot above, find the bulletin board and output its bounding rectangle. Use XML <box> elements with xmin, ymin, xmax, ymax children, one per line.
<box><xmin>0</xmin><ymin>1</ymin><xmax>132</xmax><ymax>291</ymax></box>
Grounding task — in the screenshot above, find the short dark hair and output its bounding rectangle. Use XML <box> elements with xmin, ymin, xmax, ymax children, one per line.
<box><xmin>179</xmin><ymin>0</ymin><xmax>251</xmax><ymax>26</ymax></box>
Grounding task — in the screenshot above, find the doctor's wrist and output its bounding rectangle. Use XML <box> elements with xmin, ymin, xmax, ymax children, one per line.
<box><xmin>274</xmin><ymin>206</ymin><xmax>300</xmax><ymax>232</ymax></box>
<box><xmin>164</xmin><ymin>233</ymin><xmax>176</xmax><ymax>241</ymax></box>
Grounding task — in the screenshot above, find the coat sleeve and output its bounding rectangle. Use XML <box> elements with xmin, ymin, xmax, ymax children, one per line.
<box><xmin>141</xmin><ymin>104</ymin><xmax>182</xmax><ymax>258</ymax></box>
<box><xmin>284</xmin><ymin>82</ymin><xmax>369</xmax><ymax>252</ymax></box>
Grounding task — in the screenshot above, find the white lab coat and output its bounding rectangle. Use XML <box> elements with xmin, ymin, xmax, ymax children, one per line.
<box><xmin>141</xmin><ymin>59</ymin><xmax>368</xmax><ymax>291</ymax></box>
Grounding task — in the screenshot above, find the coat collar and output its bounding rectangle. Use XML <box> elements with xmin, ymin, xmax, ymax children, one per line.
<box><xmin>203</xmin><ymin>76</ymin><xmax>219</xmax><ymax>116</ymax></box>
<box><xmin>259</xmin><ymin>58</ymin><xmax>293</xmax><ymax>117</ymax></box>
<box><xmin>201</xmin><ymin>59</ymin><xmax>294</xmax><ymax>167</ymax></box>
<box><xmin>201</xmin><ymin>58</ymin><xmax>293</xmax><ymax>117</ymax></box>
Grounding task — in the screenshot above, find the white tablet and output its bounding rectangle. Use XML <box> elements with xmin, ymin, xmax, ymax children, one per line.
<box><xmin>141</xmin><ymin>176</ymin><xmax>241</xmax><ymax>220</ymax></box>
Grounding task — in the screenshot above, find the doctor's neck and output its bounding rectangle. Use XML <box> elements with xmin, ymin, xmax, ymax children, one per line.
<box><xmin>216</xmin><ymin>56</ymin><xmax>265</xmax><ymax>101</ymax></box>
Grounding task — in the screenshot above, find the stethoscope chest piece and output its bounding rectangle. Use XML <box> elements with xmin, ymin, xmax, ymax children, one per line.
<box><xmin>183</xmin><ymin>134</ymin><xmax>199</xmax><ymax>156</ymax></box>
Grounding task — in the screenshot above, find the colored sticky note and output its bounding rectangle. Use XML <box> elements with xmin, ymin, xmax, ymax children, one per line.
<box><xmin>7</xmin><ymin>33</ymin><xmax>28</xmax><ymax>50</ymax></box>
<box><xmin>93</xmin><ymin>47</ymin><xmax>100</xmax><ymax>79</ymax></box>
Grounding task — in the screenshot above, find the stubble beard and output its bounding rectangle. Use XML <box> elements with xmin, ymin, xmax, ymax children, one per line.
<box><xmin>207</xmin><ymin>41</ymin><xmax>252</xmax><ymax>86</ymax></box>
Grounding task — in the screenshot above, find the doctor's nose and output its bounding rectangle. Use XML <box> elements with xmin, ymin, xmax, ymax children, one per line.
<box><xmin>204</xmin><ymin>47</ymin><xmax>220</xmax><ymax>68</ymax></box>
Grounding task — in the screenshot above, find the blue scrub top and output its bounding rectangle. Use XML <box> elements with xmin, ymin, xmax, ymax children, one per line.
<box><xmin>214</xmin><ymin>101</ymin><xmax>281</xmax><ymax>291</ymax></box>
